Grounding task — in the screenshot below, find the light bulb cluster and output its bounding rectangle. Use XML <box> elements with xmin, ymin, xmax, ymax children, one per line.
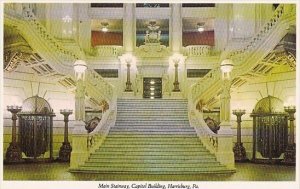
<box><xmin>149</xmin><ymin>80</ymin><xmax>156</xmax><ymax>99</ymax></box>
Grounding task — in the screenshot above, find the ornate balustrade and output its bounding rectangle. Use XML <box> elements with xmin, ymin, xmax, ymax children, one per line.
<box><xmin>93</xmin><ymin>45</ymin><xmax>123</xmax><ymax>57</ymax></box>
<box><xmin>189</xmin><ymin>110</ymin><xmax>218</xmax><ymax>154</ymax></box>
<box><xmin>183</xmin><ymin>45</ymin><xmax>212</xmax><ymax>57</ymax></box>
<box><xmin>190</xmin><ymin>4</ymin><xmax>295</xmax><ymax>104</ymax></box>
<box><xmin>87</xmin><ymin>109</ymin><xmax>117</xmax><ymax>153</ymax></box>
<box><xmin>191</xmin><ymin>67</ymin><xmax>220</xmax><ymax>102</ymax></box>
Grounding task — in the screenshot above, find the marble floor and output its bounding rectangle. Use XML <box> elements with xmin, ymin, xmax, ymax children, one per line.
<box><xmin>3</xmin><ymin>162</ymin><xmax>296</xmax><ymax>181</ymax></box>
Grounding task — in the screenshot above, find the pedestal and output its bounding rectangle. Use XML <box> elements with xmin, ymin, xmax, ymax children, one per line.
<box><xmin>233</xmin><ymin>142</ymin><xmax>248</xmax><ymax>162</ymax></box>
<box><xmin>216</xmin><ymin>122</ymin><xmax>235</xmax><ymax>169</ymax></box>
<box><xmin>58</xmin><ymin>142</ymin><xmax>72</xmax><ymax>162</ymax></box>
<box><xmin>5</xmin><ymin>143</ymin><xmax>23</xmax><ymax>163</ymax></box>
<box><xmin>232</xmin><ymin>109</ymin><xmax>248</xmax><ymax>162</ymax></box>
<box><xmin>70</xmin><ymin>121</ymin><xmax>89</xmax><ymax>169</ymax></box>
<box><xmin>282</xmin><ymin>143</ymin><xmax>296</xmax><ymax>165</ymax></box>
<box><xmin>122</xmin><ymin>91</ymin><xmax>135</xmax><ymax>99</ymax></box>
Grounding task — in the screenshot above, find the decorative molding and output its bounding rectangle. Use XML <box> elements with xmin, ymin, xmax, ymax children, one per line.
<box><xmin>183</xmin><ymin>45</ymin><xmax>213</xmax><ymax>57</ymax></box>
<box><xmin>135</xmin><ymin>43</ymin><xmax>170</xmax><ymax>58</ymax></box>
<box><xmin>92</xmin><ymin>45</ymin><xmax>123</xmax><ymax>57</ymax></box>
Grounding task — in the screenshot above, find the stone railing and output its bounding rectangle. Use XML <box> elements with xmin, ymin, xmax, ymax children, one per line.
<box><xmin>4</xmin><ymin>6</ymin><xmax>115</xmax><ymax>104</ymax></box>
<box><xmin>183</xmin><ymin>45</ymin><xmax>212</xmax><ymax>57</ymax></box>
<box><xmin>93</xmin><ymin>45</ymin><xmax>123</xmax><ymax>57</ymax></box>
<box><xmin>190</xmin><ymin>4</ymin><xmax>295</xmax><ymax>104</ymax></box>
<box><xmin>227</xmin><ymin>4</ymin><xmax>286</xmax><ymax>65</ymax></box>
<box><xmin>87</xmin><ymin>109</ymin><xmax>116</xmax><ymax>151</ymax></box>
<box><xmin>70</xmin><ymin>105</ymin><xmax>117</xmax><ymax>170</ymax></box>
<box><xmin>188</xmin><ymin>106</ymin><xmax>235</xmax><ymax>169</ymax></box>
<box><xmin>191</xmin><ymin>67</ymin><xmax>221</xmax><ymax>103</ymax></box>
<box><xmin>85</xmin><ymin>69</ymin><xmax>115</xmax><ymax>102</ymax></box>
<box><xmin>189</xmin><ymin>110</ymin><xmax>218</xmax><ymax>154</ymax></box>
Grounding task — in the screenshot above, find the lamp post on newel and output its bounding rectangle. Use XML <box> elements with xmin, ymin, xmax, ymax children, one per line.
<box><xmin>125</xmin><ymin>56</ymin><xmax>133</xmax><ymax>92</ymax></box>
<box><xmin>58</xmin><ymin>109</ymin><xmax>73</xmax><ymax>162</ymax></box>
<box><xmin>73</xmin><ymin>60</ymin><xmax>87</xmax><ymax>121</ymax></box>
<box><xmin>172</xmin><ymin>58</ymin><xmax>180</xmax><ymax>92</ymax></box>
<box><xmin>232</xmin><ymin>109</ymin><xmax>248</xmax><ymax>162</ymax></box>
<box><xmin>5</xmin><ymin>105</ymin><xmax>23</xmax><ymax>163</ymax></box>
<box><xmin>170</xmin><ymin>53</ymin><xmax>184</xmax><ymax>92</ymax></box>
<box><xmin>220</xmin><ymin>59</ymin><xmax>234</xmax><ymax>126</ymax></box>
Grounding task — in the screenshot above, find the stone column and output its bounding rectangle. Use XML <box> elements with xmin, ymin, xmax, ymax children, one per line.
<box><xmin>232</xmin><ymin>4</ymin><xmax>256</xmax><ymax>39</ymax></box>
<box><xmin>220</xmin><ymin>78</ymin><xmax>231</xmax><ymax>123</ymax></box>
<box><xmin>123</xmin><ymin>3</ymin><xmax>135</xmax><ymax>53</ymax></box>
<box><xmin>171</xmin><ymin>4</ymin><xmax>182</xmax><ymax>53</ymax></box>
<box><xmin>215</xmin><ymin>4</ymin><xmax>230</xmax><ymax>51</ymax></box>
<box><xmin>77</xmin><ymin>3</ymin><xmax>91</xmax><ymax>52</ymax></box>
<box><xmin>75</xmin><ymin>79</ymin><xmax>86</xmax><ymax>121</ymax></box>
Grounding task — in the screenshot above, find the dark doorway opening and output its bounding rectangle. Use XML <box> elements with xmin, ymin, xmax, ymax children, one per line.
<box><xmin>143</xmin><ymin>78</ymin><xmax>162</xmax><ymax>99</ymax></box>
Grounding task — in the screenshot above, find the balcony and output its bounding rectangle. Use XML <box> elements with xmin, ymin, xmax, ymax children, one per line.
<box><xmin>183</xmin><ymin>45</ymin><xmax>213</xmax><ymax>57</ymax></box>
<box><xmin>92</xmin><ymin>45</ymin><xmax>123</xmax><ymax>57</ymax></box>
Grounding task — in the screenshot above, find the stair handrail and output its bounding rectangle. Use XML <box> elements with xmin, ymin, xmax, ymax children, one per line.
<box><xmin>4</xmin><ymin>6</ymin><xmax>116</xmax><ymax>104</ymax></box>
<box><xmin>190</xmin><ymin>4</ymin><xmax>295</xmax><ymax>104</ymax></box>
<box><xmin>189</xmin><ymin>109</ymin><xmax>218</xmax><ymax>155</ymax></box>
<box><xmin>87</xmin><ymin>107</ymin><xmax>117</xmax><ymax>155</ymax></box>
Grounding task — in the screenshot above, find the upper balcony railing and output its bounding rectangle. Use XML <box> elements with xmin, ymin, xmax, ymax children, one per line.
<box><xmin>92</xmin><ymin>45</ymin><xmax>123</xmax><ymax>57</ymax></box>
<box><xmin>183</xmin><ymin>45</ymin><xmax>214</xmax><ymax>57</ymax></box>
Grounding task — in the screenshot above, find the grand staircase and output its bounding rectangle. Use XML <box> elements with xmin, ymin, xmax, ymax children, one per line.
<box><xmin>72</xmin><ymin>99</ymin><xmax>234</xmax><ymax>174</ymax></box>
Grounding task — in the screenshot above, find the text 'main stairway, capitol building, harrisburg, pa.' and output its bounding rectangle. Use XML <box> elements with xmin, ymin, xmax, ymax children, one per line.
<box><xmin>1</xmin><ymin>1</ymin><xmax>299</xmax><ymax>188</ymax></box>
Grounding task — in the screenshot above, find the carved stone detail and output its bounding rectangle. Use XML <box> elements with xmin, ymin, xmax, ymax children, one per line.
<box><xmin>136</xmin><ymin>44</ymin><xmax>170</xmax><ymax>58</ymax></box>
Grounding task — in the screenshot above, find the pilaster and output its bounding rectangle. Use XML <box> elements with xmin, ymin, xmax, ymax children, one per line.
<box><xmin>171</xmin><ymin>4</ymin><xmax>182</xmax><ymax>53</ymax></box>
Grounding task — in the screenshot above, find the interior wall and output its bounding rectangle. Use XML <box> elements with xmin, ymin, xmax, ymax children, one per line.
<box><xmin>182</xmin><ymin>31</ymin><xmax>215</xmax><ymax>46</ymax></box>
<box><xmin>3</xmin><ymin>68</ymin><xmax>76</xmax><ymax>159</ymax></box>
<box><xmin>91</xmin><ymin>31</ymin><xmax>123</xmax><ymax>46</ymax></box>
<box><xmin>230</xmin><ymin>70</ymin><xmax>296</xmax><ymax>159</ymax></box>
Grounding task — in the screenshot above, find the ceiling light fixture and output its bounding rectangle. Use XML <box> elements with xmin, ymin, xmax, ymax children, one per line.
<box><xmin>197</xmin><ymin>22</ymin><xmax>205</xmax><ymax>32</ymax></box>
<box><xmin>101</xmin><ymin>22</ymin><xmax>109</xmax><ymax>32</ymax></box>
